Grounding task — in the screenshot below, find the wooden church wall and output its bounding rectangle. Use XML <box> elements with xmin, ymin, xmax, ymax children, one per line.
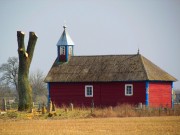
<box><xmin>49</xmin><ymin>82</ymin><xmax>146</xmax><ymax>107</ymax></box>
<box><xmin>149</xmin><ymin>82</ymin><xmax>172</xmax><ymax>108</ymax></box>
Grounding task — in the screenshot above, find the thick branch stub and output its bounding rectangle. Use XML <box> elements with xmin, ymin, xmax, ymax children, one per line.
<box><xmin>17</xmin><ymin>31</ymin><xmax>25</xmax><ymax>41</ymax></box>
<box><xmin>17</xmin><ymin>31</ymin><xmax>25</xmax><ymax>50</ymax></box>
<box><xmin>26</xmin><ymin>31</ymin><xmax>38</xmax><ymax>63</ymax></box>
<box><xmin>17</xmin><ymin>31</ymin><xmax>25</xmax><ymax>35</ymax></box>
<box><xmin>19</xmin><ymin>48</ymin><xmax>23</xmax><ymax>51</ymax></box>
<box><xmin>29</xmin><ymin>31</ymin><xmax>38</xmax><ymax>38</ymax></box>
<box><xmin>25</xmin><ymin>52</ymin><xmax>28</xmax><ymax>58</ymax></box>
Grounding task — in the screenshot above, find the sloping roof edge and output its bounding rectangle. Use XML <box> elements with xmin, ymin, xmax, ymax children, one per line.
<box><xmin>56</xmin><ymin>26</ymin><xmax>75</xmax><ymax>46</ymax></box>
<box><xmin>139</xmin><ymin>54</ymin><xmax>149</xmax><ymax>80</ymax></box>
<box><xmin>141</xmin><ymin>55</ymin><xmax>177</xmax><ymax>82</ymax></box>
<box><xmin>44</xmin><ymin>54</ymin><xmax>177</xmax><ymax>83</ymax></box>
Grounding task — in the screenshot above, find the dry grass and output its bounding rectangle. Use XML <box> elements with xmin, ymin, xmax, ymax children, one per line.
<box><xmin>1</xmin><ymin>104</ymin><xmax>180</xmax><ymax>120</ymax></box>
<box><xmin>93</xmin><ymin>104</ymin><xmax>180</xmax><ymax>118</ymax></box>
<box><xmin>0</xmin><ymin>116</ymin><xmax>179</xmax><ymax>135</ymax></box>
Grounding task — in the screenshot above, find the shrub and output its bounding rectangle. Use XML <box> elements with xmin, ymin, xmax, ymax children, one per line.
<box><xmin>7</xmin><ymin>111</ymin><xmax>19</xmax><ymax>118</ymax></box>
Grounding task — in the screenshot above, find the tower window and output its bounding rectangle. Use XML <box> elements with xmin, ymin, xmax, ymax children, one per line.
<box><xmin>60</xmin><ymin>46</ymin><xmax>65</xmax><ymax>55</ymax></box>
<box><xmin>69</xmin><ymin>46</ymin><xmax>72</xmax><ymax>55</ymax></box>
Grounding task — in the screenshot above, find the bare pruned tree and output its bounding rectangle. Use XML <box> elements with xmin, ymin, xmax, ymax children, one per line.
<box><xmin>17</xmin><ymin>31</ymin><xmax>38</xmax><ymax>111</ymax></box>
<box><xmin>30</xmin><ymin>70</ymin><xmax>47</xmax><ymax>104</ymax></box>
<box><xmin>0</xmin><ymin>57</ymin><xmax>18</xmax><ymax>92</ymax></box>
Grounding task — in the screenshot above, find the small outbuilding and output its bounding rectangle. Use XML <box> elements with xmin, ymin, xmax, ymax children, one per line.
<box><xmin>45</xmin><ymin>26</ymin><xmax>177</xmax><ymax>108</ymax></box>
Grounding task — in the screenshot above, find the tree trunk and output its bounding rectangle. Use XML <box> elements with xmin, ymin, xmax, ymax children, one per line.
<box><xmin>17</xmin><ymin>31</ymin><xmax>38</xmax><ymax>111</ymax></box>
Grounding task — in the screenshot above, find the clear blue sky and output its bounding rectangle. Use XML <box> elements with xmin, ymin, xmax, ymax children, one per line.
<box><xmin>0</xmin><ymin>0</ymin><xmax>180</xmax><ymax>88</ymax></box>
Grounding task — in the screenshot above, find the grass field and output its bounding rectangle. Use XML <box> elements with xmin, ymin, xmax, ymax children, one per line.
<box><xmin>0</xmin><ymin>116</ymin><xmax>180</xmax><ymax>135</ymax></box>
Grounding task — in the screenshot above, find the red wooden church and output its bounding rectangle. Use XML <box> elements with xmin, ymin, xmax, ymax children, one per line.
<box><xmin>45</xmin><ymin>26</ymin><xmax>177</xmax><ymax>108</ymax></box>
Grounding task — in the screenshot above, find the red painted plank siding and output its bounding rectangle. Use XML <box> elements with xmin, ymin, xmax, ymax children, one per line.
<box><xmin>100</xmin><ymin>82</ymin><xmax>146</xmax><ymax>106</ymax></box>
<box><xmin>49</xmin><ymin>82</ymin><xmax>146</xmax><ymax>107</ymax></box>
<box><xmin>59</xmin><ymin>55</ymin><xmax>66</xmax><ymax>62</ymax></box>
<box><xmin>149</xmin><ymin>82</ymin><xmax>172</xmax><ymax>108</ymax></box>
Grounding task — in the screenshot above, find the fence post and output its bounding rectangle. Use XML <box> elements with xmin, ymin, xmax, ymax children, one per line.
<box><xmin>65</xmin><ymin>108</ymin><xmax>69</xmax><ymax>113</ymax></box>
<box><xmin>52</xmin><ymin>102</ymin><xmax>56</xmax><ymax>112</ymax></box>
<box><xmin>38</xmin><ymin>103</ymin><xmax>41</xmax><ymax>112</ymax></box>
<box><xmin>159</xmin><ymin>108</ymin><xmax>161</xmax><ymax>116</ymax></box>
<box><xmin>138</xmin><ymin>103</ymin><xmax>143</xmax><ymax>109</ymax></box>
<box><xmin>2</xmin><ymin>98</ymin><xmax>7</xmax><ymax>111</ymax></box>
<box><xmin>70</xmin><ymin>103</ymin><xmax>73</xmax><ymax>111</ymax></box>
<box><xmin>91</xmin><ymin>99</ymin><xmax>94</xmax><ymax>114</ymax></box>
<box><xmin>47</xmin><ymin>100</ymin><xmax>52</xmax><ymax>113</ymax></box>
<box><xmin>42</xmin><ymin>103</ymin><xmax>46</xmax><ymax>114</ymax></box>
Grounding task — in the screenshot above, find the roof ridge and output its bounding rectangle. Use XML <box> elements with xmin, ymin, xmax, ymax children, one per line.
<box><xmin>72</xmin><ymin>54</ymin><xmax>137</xmax><ymax>57</ymax></box>
<box><xmin>139</xmin><ymin>54</ymin><xmax>149</xmax><ymax>80</ymax></box>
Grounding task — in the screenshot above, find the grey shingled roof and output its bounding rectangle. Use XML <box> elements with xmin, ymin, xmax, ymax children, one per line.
<box><xmin>44</xmin><ymin>54</ymin><xmax>177</xmax><ymax>82</ymax></box>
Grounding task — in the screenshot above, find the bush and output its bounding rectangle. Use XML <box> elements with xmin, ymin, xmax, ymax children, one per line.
<box><xmin>7</xmin><ymin>111</ymin><xmax>19</xmax><ymax>118</ymax></box>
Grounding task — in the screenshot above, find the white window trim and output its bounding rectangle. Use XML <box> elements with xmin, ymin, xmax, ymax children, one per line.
<box><xmin>125</xmin><ymin>84</ymin><xmax>133</xmax><ymax>96</ymax></box>
<box><xmin>85</xmin><ymin>85</ymin><xmax>93</xmax><ymax>97</ymax></box>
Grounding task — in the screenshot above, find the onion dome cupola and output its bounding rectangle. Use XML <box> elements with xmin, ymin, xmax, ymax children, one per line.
<box><xmin>57</xmin><ymin>25</ymin><xmax>75</xmax><ymax>62</ymax></box>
